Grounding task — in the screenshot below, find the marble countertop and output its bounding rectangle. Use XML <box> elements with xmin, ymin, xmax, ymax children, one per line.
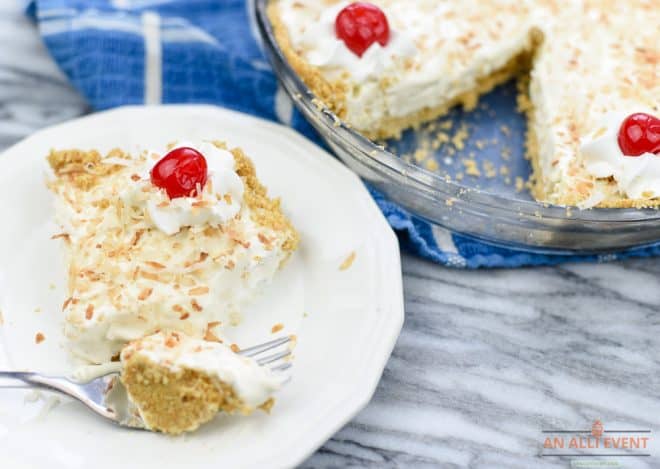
<box><xmin>2</xmin><ymin>2</ymin><xmax>659</xmax><ymax>468</ymax></box>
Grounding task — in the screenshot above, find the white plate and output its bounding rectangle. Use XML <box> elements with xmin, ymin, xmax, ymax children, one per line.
<box><xmin>0</xmin><ymin>106</ymin><xmax>403</xmax><ymax>469</ymax></box>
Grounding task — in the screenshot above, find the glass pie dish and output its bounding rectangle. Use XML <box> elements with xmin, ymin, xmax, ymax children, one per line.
<box><xmin>254</xmin><ymin>0</ymin><xmax>660</xmax><ymax>254</ymax></box>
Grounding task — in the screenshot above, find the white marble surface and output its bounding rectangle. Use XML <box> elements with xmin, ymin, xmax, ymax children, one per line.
<box><xmin>2</xmin><ymin>2</ymin><xmax>660</xmax><ymax>468</ymax></box>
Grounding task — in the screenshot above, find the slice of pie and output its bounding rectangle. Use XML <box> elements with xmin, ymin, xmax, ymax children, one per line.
<box><xmin>48</xmin><ymin>140</ymin><xmax>299</xmax><ymax>364</ymax></box>
<box><xmin>268</xmin><ymin>0</ymin><xmax>660</xmax><ymax>208</ymax></box>
<box><xmin>119</xmin><ymin>331</ymin><xmax>281</xmax><ymax>435</ymax></box>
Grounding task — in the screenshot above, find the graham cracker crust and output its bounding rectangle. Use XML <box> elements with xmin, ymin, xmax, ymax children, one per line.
<box><xmin>121</xmin><ymin>353</ymin><xmax>249</xmax><ymax>434</ymax></box>
<box><xmin>228</xmin><ymin>144</ymin><xmax>299</xmax><ymax>252</ymax></box>
<box><xmin>47</xmin><ymin>148</ymin><xmax>126</xmax><ymax>191</ymax></box>
<box><xmin>267</xmin><ymin>1</ymin><xmax>348</xmax><ymax>121</ymax></box>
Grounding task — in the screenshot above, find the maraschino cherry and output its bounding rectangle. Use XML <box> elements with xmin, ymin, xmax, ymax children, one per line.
<box><xmin>617</xmin><ymin>112</ymin><xmax>660</xmax><ymax>157</ymax></box>
<box><xmin>335</xmin><ymin>2</ymin><xmax>390</xmax><ymax>57</ymax></box>
<box><xmin>150</xmin><ymin>147</ymin><xmax>208</xmax><ymax>199</ymax></box>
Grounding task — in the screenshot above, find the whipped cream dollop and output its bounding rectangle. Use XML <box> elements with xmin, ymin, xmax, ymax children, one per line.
<box><xmin>282</xmin><ymin>1</ymin><xmax>417</xmax><ymax>82</ymax></box>
<box><xmin>122</xmin><ymin>141</ymin><xmax>244</xmax><ymax>235</ymax></box>
<box><xmin>581</xmin><ymin>113</ymin><xmax>660</xmax><ymax>200</ymax></box>
<box><xmin>121</xmin><ymin>332</ymin><xmax>284</xmax><ymax>408</ymax></box>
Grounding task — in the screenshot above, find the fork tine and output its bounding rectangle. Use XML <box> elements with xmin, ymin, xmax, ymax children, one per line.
<box><xmin>271</xmin><ymin>362</ymin><xmax>292</xmax><ymax>372</ymax></box>
<box><xmin>238</xmin><ymin>336</ymin><xmax>291</xmax><ymax>358</ymax></box>
<box><xmin>257</xmin><ymin>349</ymin><xmax>291</xmax><ymax>366</ymax></box>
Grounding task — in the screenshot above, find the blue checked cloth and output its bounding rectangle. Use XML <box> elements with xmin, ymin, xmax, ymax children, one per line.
<box><xmin>26</xmin><ymin>0</ymin><xmax>660</xmax><ymax>268</ymax></box>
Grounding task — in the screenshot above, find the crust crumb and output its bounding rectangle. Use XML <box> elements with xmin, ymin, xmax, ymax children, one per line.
<box><xmin>339</xmin><ymin>251</ymin><xmax>357</xmax><ymax>271</ymax></box>
<box><xmin>47</xmin><ymin>148</ymin><xmax>124</xmax><ymax>190</ymax></box>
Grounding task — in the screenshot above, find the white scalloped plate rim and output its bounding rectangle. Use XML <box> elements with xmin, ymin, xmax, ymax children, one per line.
<box><xmin>0</xmin><ymin>105</ymin><xmax>403</xmax><ymax>469</ymax></box>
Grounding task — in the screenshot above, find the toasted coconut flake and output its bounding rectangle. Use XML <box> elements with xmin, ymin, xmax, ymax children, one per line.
<box><xmin>179</xmin><ymin>276</ymin><xmax>195</xmax><ymax>287</ymax></box>
<box><xmin>183</xmin><ymin>252</ymin><xmax>209</xmax><ymax>268</ymax></box>
<box><xmin>188</xmin><ymin>286</ymin><xmax>210</xmax><ymax>296</ymax></box>
<box><xmin>204</xmin><ymin>330</ymin><xmax>221</xmax><ymax>342</ymax></box>
<box><xmin>191</xmin><ymin>299</ymin><xmax>203</xmax><ymax>312</ymax></box>
<box><xmin>234</xmin><ymin>239</ymin><xmax>251</xmax><ymax>249</ymax></box>
<box><xmin>258</xmin><ymin>233</ymin><xmax>272</xmax><ymax>246</ymax></box>
<box><xmin>203</xmin><ymin>322</ymin><xmax>223</xmax><ymax>343</ymax></box>
<box><xmin>35</xmin><ymin>332</ymin><xmax>45</xmax><ymax>344</ymax></box>
<box><xmin>230</xmin><ymin>343</ymin><xmax>240</xmax><ymax>353</ymax></box>
<box><xmin>145</xmin><ymin>261</ymin><xmax>166</xmax><ymax>270</ymax></box>
<box><xmin>51</xmin><ymin>233</ymin><xmax>70</xmax><ymax>241</ymax></box>
<box><xmin>164</xmin><ymin>333</ymin><xmax>180</xmax><ymax>348</ymax></box>
<box><xmin>138</xmin><ymin>288</ymin><xmax>153</xmax><ymax>301</ymax></box>
<box><xmin>140</xmin><ymin>271</ymin><xmax>163</xmax><ymax>282</ymax></box>
<box><xmin>80</xmin><ymin>269</ymin><xmax>101</xmax><ymax>281</ymax></box>
<box><xmin>62</xmin><ymin>297</ymin><xmax>73</xmax><ymax>311</ymax></box>
<box><xmin>85</xmin><ymin>304</ymin><xmax>94</xmax><ymax>320</ymax></box>
<box><xmin>271</xmin><ymin>323</ymin><xmax>284</xmax><ymax>334</ymax></box>
<box><xmin>131</xmin><ymin>229</ymin><xmax>145</xmax><ymax>246</ymax></box>
<box><xmin>130</xmin><ymin>174</ymin><xmax>141</xmax><ymax>181</ymax></box>
<box><xmin>179</xmin><ymin>312</ymin><xmax>190</xmax><ymax>320</ymax></box>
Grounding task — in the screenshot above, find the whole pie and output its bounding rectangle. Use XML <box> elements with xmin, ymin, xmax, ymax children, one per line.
<box><xmin>268</xmin><ymin>0</ymin><xmax>660</xmax><ymax>208</ymax></box>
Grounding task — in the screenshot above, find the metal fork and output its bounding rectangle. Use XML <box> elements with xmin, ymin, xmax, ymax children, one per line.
<box><xmin>0</xmin><ymin>335</ymin><xmax>293</xmax><ymax>428</ymax></box>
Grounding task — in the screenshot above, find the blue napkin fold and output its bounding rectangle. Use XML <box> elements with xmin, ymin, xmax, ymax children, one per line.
<box><xmin>26</xmin><ymin>0</ymin><xmax>660</xmax><ymax>268</ymax></box>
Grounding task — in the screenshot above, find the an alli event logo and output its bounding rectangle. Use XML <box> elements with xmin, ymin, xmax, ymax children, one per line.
<box><xmin>541</xmin><ymin>419</ymin><xmax>651</xmax><ymax>466</ymax></box>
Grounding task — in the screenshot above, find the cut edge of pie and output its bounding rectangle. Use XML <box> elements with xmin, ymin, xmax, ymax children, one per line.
<box><xmin>119</xmin><ymin>331</ymin><xmax>277</xmax><ymax>435</ymax></box>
